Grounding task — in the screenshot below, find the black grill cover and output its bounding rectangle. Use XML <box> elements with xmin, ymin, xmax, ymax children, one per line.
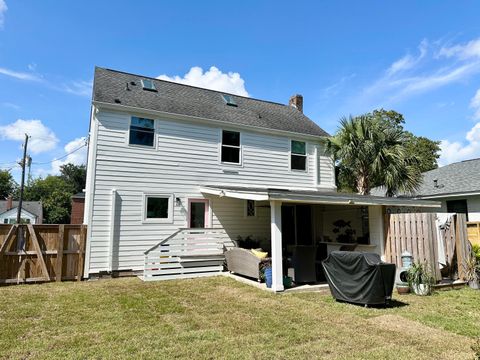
<box><xmin>322</xmin><ymin>251</ymin><xmax>396</xmax><ymax>305</ymax></box>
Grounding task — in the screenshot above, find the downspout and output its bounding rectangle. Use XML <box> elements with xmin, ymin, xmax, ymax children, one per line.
<box><xmin>108</xmin><ymin>189</ymin><xmax>117</xmax><ymax>272</ymax></box>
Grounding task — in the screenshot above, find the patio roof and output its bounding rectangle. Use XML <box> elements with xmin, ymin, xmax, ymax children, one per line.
<box><xmin>200</xmin><ymin>185</ymin><xmax>441</xmax><ymax>207</ymax></box>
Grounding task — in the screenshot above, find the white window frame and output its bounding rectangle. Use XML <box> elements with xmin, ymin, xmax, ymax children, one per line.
<box><xmin>290</xmin><ymin>139</ymin><xmax>308</xmax><ymax>172</ymax></box>
<box><xmin>142</xmin><ymin>193</ymin><xmax>174</xmax><ymax>223</ymax></box>
<box><xmin>127</xmin><ymin>116</ymin><xmax>156</xmax><ymax>149</ymax></box>
<box><xmin>244</xmin><ymin>199</ymin><xmax>257</xmax><ymax>218</ymax></box>
<box><xmin>219</xmin><ymin>129</ymin><xmax>242</xmax><ymax>166</ymax></box>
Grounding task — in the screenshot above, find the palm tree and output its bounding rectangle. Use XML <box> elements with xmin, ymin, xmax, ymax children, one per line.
<box><xmin>324</xmin><ymin>115</ymin><xmax>421</xmax><ymax>196</ymax></box>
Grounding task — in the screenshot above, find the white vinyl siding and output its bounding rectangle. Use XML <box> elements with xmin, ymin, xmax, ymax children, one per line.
<box><xmin>84</xmin><ymin>110</ymin><xmax>336</xmax><ymax>274</ymax></box>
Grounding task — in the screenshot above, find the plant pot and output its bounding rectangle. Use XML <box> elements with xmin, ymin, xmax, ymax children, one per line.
<box><xmin>396</xmin><ymin>285</ymin><xmax>410</xmax><ymax>295</ymax></box>
<box><xmin>264</xmin><ymin>267</ymin><xmax>272</xmax><ymax>288</ymax></box>
<box><xmin>468</xmin><ymin>280</ymin><xmax>480</xmax><ymax>290</ymax></box>
<box><xmin>412</xmin><ymin>284</ymin><xmax>431</xmax><ymax>296</ymax></box>
<box><xmin>283</xmin><ymin>276</ymin><xmax>292</xmax><ymax>289</ymax></box>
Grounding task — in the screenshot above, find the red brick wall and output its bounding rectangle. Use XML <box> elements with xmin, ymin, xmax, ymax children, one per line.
<box><xmin>70</xmin><ymin>198</ymin><xmax>85</xmax><ymax>224</ymax></box>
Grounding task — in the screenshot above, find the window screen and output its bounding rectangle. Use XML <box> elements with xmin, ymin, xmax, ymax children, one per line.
<box><xmin>129</xmin><ymin>117</ymin><xmax>155</xmax><ymax>147</ymax></box>
<box><xmin>221</xmin><ymin>130</ymin><xmax>241</xmax><ymax>164</ymax></box>
<box><xmin>291</xmin><ymin>140</ymin><xmax>307</xmax><ymax>170</ymax></box>
<box><xmin>146</xmin><ymin>197</ymin><xmax>169</xmax><ymax>219</ymax></box>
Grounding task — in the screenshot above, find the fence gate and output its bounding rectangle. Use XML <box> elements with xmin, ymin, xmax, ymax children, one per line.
<box><xmin>384</xmin><ymin>213</ymin><xmax>469</xmax><ymax>281</ymax></box>
<box><xmin>0</xmin><ymin>224</ymin><xmax>87</xmax><ymax>285</ymax></box>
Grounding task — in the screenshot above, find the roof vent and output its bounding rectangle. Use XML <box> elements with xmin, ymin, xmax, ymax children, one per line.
<box><xmin>114</xmin><ymin>98</ymin><xmax>121</xmax><ymax>104</ymax></box>
<box><xmin>141</xmin><ymin>79</ymin><xmax>157</xmax><ymax>92</ymax></box>
<box><xmin>221</xmin><ymin>94</ymin><xmax>237</xmax><ymax>107</ymax></box>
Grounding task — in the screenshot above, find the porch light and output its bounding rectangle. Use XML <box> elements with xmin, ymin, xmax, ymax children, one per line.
<box><xmin>175</xmin><ymin>197</ymin><xmax>182</xmax><ymax>206</ymax></box>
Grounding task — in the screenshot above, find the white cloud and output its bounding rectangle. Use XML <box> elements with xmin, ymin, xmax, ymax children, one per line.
<box><xmin>0</xmin><ymin>0</ymin><xmax>7</xmax><ymax>28</ymax></box>
<box><xmin>0</xmin><ymin>119</ymin><xmax>58</xmax><ymax>154</ymax></box>
<box><xmin>439</xmin><ymin>122</ymin><xmax>480</xmax><ymax>165</ymax></box>
<box><xmin>470</xmin><ymin>89</ymin><xmax>480</xmax><ymax>120</ymax></box>
<box><xmin>386</xmin><ymin>39</ymin><xmax>428</xmax><ymax>76</ymax></box>
<box><xmin>356</xmin><ymin>37</ymin><xmax>480</xmax><ymax>108</ymax></box>
<box><xmin>0</xmin><ymin>66</ymin><xmax>42</xmax><ymax>81</ymax></box>
<box><xmin>62</xmin><ymin>80</ymin><xmax>93</xmax><ymax>97</ymax></box>
<box><xmin>50</xmin><ymin>137</ymin><xmax>87</xmax><ymax>174</ymax></box>
<box><xmin>438</xmin><ymin>38</ymin><xmax>480</xmax><ymax>60</ymax></box>
<box><xmin>157</xmin><ymin>66</ymin><xmax>249</xmax><ymax>96</ymax></box>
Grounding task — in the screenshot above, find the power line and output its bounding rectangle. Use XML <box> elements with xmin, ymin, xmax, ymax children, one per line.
<box><xmin>31</xmin><ymin>143</ymin><xmax>87</xmax><ymax>165</ymax></box>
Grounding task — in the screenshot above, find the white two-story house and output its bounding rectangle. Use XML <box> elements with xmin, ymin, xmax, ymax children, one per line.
<box><xmin>84</xmin><ymin>67</ymin><xmax>438</xmax><ymax>291</ymax></box>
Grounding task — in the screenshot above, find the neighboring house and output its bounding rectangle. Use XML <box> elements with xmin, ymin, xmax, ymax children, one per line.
<box><xmin>70</xmin><ymin>192</ymin><xmax>85</xmax><ymax>224</ymax></box>
<box><xmin>373</xmin><ymin>158</ymin><xmax>480</xmax><ymax>221</ymax></box>
<box><xmin>84</xmin><ymin>67</ymin><xmax>438</xmax><ymax>290</ymax></box>
<box><xmin>0</xmin><ymin>197</ymin><xmax>43</xmax><ymax>224</ymax></box>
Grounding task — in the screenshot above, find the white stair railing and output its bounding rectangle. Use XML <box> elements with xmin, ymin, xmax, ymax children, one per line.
<box><xmin>142</xmin><ymin>228</ymin><xmax>227</xmax><ymax>281</ymax></box>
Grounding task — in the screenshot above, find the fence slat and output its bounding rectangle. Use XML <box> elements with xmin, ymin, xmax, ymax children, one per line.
<box><xmin>56</xmin><ymin>224</ymin><xmax>65</xmax><ymax>282</ymax></box>
<box><xmin>27</xmin><ymin>224</ymin><xmax>50</xmax><ymax>281</ymax></box>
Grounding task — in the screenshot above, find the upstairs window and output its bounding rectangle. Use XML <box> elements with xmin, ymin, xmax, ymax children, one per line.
<box><xmin>291</xmin><ymin>140</ymin><xmax>307</xmax><ymax>171</ymax></box>
<box><xmin>221</xmin><ymin>130</ymin><xmax>241</xmax><ymax>164</ymax></box>
<box><xmin>129</xmin><ymin>117</ymin><xmax>155</xmax><ymax>147</ymax></box>
<box><xmin>141</xmin><ymin>79</ymin><xmax>157</xmax><ymax>91</ymax></box>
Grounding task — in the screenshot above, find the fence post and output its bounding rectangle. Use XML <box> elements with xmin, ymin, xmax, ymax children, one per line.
<box><xmin>56</xmin><ymin>224</ymin><xmax>65</xmax><ymax>282</ymax></box>
<box><xmin>77</xmin><ymin>225</ymin><xmax>87</xmax><ymax>281</ymax></box>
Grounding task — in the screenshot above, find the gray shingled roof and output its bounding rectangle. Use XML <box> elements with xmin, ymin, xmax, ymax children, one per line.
<box><xmin>93</xmin><ymin>67</ymin><xmax>329</xmax><ymax>137</ymax></box>
<box><xmin>0</xmin><ymin>201</ymin><xmax>43</xmax><ymax>218</ymax></box>
<box><xmin>372</xmin><ymin>158</ymin><xmax>480</xmax><ymax>197</ymax></box>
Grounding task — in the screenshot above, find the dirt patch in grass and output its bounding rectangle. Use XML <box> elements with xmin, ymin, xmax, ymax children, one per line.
<box><xmin>368</xmin><ymin>314</ymin><xmax>473</xmax><ymax>359</ymax></box>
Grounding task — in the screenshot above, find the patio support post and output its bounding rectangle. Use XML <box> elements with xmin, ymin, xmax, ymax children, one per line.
<box><xmin>270</xmin><ymin>200</ymin><xmax>284</xmax><ymax>292</ymax></box>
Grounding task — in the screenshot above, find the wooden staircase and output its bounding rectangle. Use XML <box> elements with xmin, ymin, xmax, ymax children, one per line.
<box><xmin>142</xmin><ymin>228</ymin><xmax>227</xmax><ymax>281</ymax></box>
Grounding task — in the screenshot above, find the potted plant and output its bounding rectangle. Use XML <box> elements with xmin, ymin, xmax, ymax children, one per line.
<box><xmin>407</xmin><ymin>261</ymin><xmax>435</xmax><ymax>296</ymax></box>
<box><xmin>464</xmin><ymin>255</ymin><xmax>480</xmax><ymax>290</ymax></box>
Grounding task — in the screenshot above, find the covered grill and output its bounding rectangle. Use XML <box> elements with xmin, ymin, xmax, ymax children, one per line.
<box><xmin>322</xmin><ymin>251</ymin><xmax>396</xmax><ymax>306</ymax></box>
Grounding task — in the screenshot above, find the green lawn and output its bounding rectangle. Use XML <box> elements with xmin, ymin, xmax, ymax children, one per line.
<box><xmin>0</xmin><ymin>277</ymin><xmax>479</xmax><ymax>359</ymax></box>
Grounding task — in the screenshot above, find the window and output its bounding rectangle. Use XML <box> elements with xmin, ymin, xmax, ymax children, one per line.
<box><xmin>143</xmin><ymin>194</ymin><xmax>173</xmax><ymax>223</ymax></box>
<box><xmin>245</xmin><ymin>200</ymin><xmax>256</xmax><ymax>217</ymax></box>
<box><xmin>221</xmin><ymin>94</ymin><xmax>237</xmax><ymax>107</ymax></box>
<box><xmin>141</xmin><ymin>79</ymin><xmax>157</xmax><ymax>91</ymax></box>
<box><xmin>129</xmin><ymin>117</ymin><xmax>155</xmax><ymax>147</ymax></box>
<box><xmin>446</xmin><ymin>199</ymin><xmax>468</xmax><ymax>221</ymax></box>
<box><xmin>291</xmin><ymin>140</ymin><xmax>307</xmax><ymax>171</ymax></box>
<box><xmin>221</xmin><ymin>130</ymin><xmax>241</xmax><ymax>164</ymax></box>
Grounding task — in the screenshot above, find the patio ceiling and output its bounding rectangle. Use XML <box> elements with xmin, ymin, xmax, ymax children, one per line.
<box><xmin>200</xmin><ymin>185</ymin><xmax>441</xmax><ymax>208</ymax></box>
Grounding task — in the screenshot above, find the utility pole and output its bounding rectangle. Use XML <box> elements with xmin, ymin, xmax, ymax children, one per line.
<box><xmin>17</xmin><ymin>133</ymin><xmax>29</xmax><ymax>224</ymax></box>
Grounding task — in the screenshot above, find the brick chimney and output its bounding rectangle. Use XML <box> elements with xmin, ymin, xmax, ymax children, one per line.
<box><xmin>289</xmin><ymin>94</ymin><xmax>303</xmax><ymax>113</ymax></box>
<box><xmin>6</xmin><ymin>195</ymin><xmax>12</xmax><ymax>211</ymax></box>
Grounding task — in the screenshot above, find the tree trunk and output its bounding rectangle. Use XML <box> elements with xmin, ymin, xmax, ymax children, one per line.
<box><xmin>356</xmin><ymin>173</ymin><xmax>370</xmax><ymax>195</ymax></box>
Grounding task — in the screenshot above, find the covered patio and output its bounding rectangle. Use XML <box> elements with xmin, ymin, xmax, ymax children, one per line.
<box><xmin>201</xmin><ymin>185</ymin><xmax>440</xmax><ymax>292</ymax></box>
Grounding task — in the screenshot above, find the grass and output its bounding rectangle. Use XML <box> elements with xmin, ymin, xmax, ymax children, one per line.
<box><xmin>0</xmin><ymin>277</ymin><xmax>479</xmax><ymax>359</ymax></box>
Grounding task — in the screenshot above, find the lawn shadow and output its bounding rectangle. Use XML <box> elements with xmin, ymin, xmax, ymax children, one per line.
<box><xmin>335</xmin><ymin>299</ymin><xmax>409</xmax><ymax>309</ymax></box>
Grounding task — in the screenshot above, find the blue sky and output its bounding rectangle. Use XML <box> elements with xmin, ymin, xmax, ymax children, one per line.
<box><xmin>1</xmin><ymin>1</ymin><xmax>480</xmax><ymax>180</ymax></box>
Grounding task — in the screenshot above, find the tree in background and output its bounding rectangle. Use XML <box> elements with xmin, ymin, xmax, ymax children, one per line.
<box><xmin>60</xmin><ymin>163</ymin><xmax>86</xmax><ymax>194</ymax></box>
<box><xmin>325</xmin><ymin>115</ymin><xmax>423</xmax><ymax>196</ymax></box>
<box><xmin>371</xmin><ymin>109</ymin><xmax>440</xmax><ymax>173</ymax></box>
<box><xmin>22</xmin><ymin>164</ymin><xmax>86</xmax><ymax>224</ymax></box>
<box><xmin>0</xmin><ymin>170</ymin><xmax>17</xmax><ymax>199</ymax></box>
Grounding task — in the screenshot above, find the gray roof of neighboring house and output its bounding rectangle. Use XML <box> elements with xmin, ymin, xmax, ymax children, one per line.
<box><xmin>0</xmin><ymin>201</ymin><xmax>43</xmax><ymax>218</ymax></box>
<box><xmin>72</xmin><ymin>192</ymin><xmax>85</xmax><ymax>199</ymax></box>
<box><xmin>371</xmin><ymin>158</ymin><xmax>480</xmax><ymax>198</ymax></box>
<box><xmin>92</xmin><ymin>67</ymin><xmax>330</xmax><ymax>138</ymax></box>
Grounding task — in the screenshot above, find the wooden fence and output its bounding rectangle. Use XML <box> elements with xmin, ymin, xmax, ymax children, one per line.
<box><xmin>0</xmin><ymin>224</ymin><xmax>87</xmax><ymax>284</ymax></box>
<box><xmin>384</xmin><ymin>213</ymin><xmax>470</xmax><ymax>281</ymax></box>
<box><xmin>467</xmin><ymin>221</ymin><xmax>480</xmax><ymax>246</ymax></box>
